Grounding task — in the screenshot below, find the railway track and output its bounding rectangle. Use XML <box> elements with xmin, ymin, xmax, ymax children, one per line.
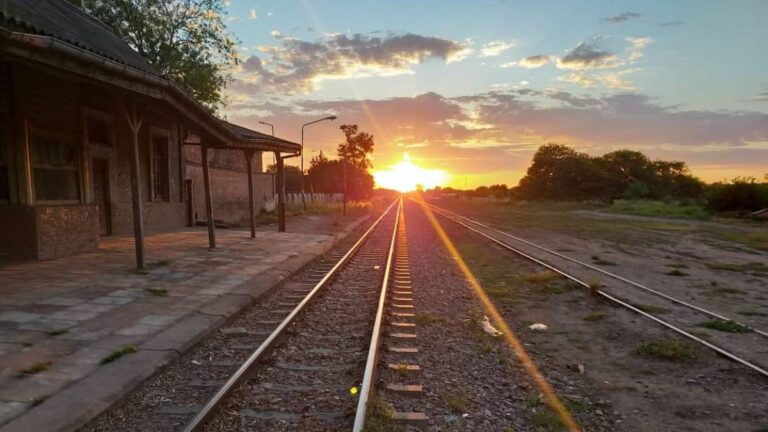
<box><xmin>420</xmin><ymin>199</ymin><xmax>768</xmax><ymax>379</ymax></box>
<box><xmin>140</xmin><ymin>196</ymin><xmax>425</xmax><ymax>432</ymax></box>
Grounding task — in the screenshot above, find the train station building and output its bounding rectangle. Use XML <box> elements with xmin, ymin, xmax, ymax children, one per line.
<box><xmin>0</xmin><ymin>0</ymin><xmax>300</xmax><ymax>267</ymax></box>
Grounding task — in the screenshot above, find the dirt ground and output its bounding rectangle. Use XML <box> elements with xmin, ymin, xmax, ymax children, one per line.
<box><xmin>424</xmin><ymin>197</ymin><xmax>768</xmax><ymax>431</ymax></box>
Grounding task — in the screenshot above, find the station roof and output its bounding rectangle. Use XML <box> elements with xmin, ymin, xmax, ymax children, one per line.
<box><xmin>0</xmin><ymin>0</ymin><xmax>301</xmax><ymax>154</ymax></box>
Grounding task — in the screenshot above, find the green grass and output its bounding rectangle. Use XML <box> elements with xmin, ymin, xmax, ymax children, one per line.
<box><xmin>738</xmin><ymin>310</ymin><xmax>768</xmax><ymax>317</ymax></box>
<box><xmin>706</xmin><ymin>262</ymin><xmax>768</xmax><ymax>273</ymax></box>
<box><xmin>144</xmin><ymin>288</ymin><xmax>168</xmax><ymax>296</ymax></box>
<box><xmin>546</xmin><ymin>282</ymin><xmax>571</xmax><ymax>295</ymax></box>
<box><xmin>362</xmin><ymin>397</ymin><xmax>404</xmax><ymax>432</ymax></box>
<box><xmin>631</xmin><ymin>303</ymin><xmax>669</xmax><ymax>314</ymax></box>
<box><xmin>100</xmin><ymin>345</ymin><xmax>139</xmax><ymax>364</ymax></box>
<box><xmin>441</xmin><ymin>391</ymin><xmax>472</xmax><ymax>414</ymax></box>
<box><xmin>529</xmin><ymin>410</ymin><xmax>565</xmax><ymax>431</ymax></box>
<box><xmin>17</xmin><ymin>362</ymin><xmax>52</xmax><ymax>377</ymax></box>
<box><xmin>414</xmin><ymin>313</ymin><xmax>444</xmax><ymax>326</ymax></box>
<box><xmin>636</xmin><ymin>339</ymin><xmax>699</xmax><ymax>361</ymax></box>
<box><xmin>606</xmin><ymin>199</ymin><xmax>710</xmax><ymax>220</ymax></box>
<box><xmin>523</xmin><ymin>270</ymin><xmax>561</xmax><ymax>284</ymax></box>
<box><xmin>665</xmin><ymin>269</ymin><xmax>688</xmax><ymax>277</ymax></box>
<box><xmin>719</xmin><ymin>231</ymin><xmax>768</xmax><ymax>252</ymax></box>
<box><xmin>698</xmin><ymin>319</ymin><xmax>751</xmax><ymax>333</ymax></box>
<box><xmin>583</xmin><ymin>312</ymin><xmax>607</xmax><ymax>321</ymax></box>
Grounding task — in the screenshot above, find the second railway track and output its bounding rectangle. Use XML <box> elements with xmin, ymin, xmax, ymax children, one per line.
<box><xmin>421</xmin><ymin>199</ymin><xmax>768</xmax><ymax>379</ymax></box>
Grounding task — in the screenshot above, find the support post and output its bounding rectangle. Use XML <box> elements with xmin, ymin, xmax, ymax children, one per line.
<box><xmin>245</xmin><ymin>149</ymin><xmax>256</xmax><ymax>238</ymax></box>
<box><xmin>201</xmin><ymin>142</ymin><xmax>216</xmax><ymax>249</ymax></box>
<box><xmin>116</xmin><ymin>96</ymin><xmax>146</xmax><ymax>270</ymax></box>
<box><xmin>275</xmin><ymin>152</ymin><xmax>286</xmax><ymax>232</ymax></box>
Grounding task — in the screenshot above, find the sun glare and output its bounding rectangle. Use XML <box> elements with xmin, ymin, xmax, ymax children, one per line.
<box><xmin>373</xmin><ymin>154</ymin><xmax>447</xmax><ymax>192</ymax></box>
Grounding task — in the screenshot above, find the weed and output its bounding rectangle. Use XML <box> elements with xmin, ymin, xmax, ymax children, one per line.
<box><xmin>46</xmin><ymin>329</ymin><xmax>68</xmax><ymax>336</ymax></box>
<box><xmin>698</xmin><ymin>319</ymin><xmax>751</xmax><ymax>333</ymax></box>
<box><xmin>591</xmin><ymin>255</ymin><xmax>616</xmax><ymax>266</ymax></box>
<box><xmin>362</xmin><ymin>397</ymin><xmax>404</xmax><ymax>432</ymax></box>
<box><xmin>154</xmin><ymin>259</ymin><xmax>173</xmax><ymax>267</ymax></box>
<box><xmin>631</xmin><ymin>303</ymin><xmax>669</xmax><ymax>314</ymax></box>
<box><xmin>665</xmin><ymin>269</ymin><xmax>688</xmax><ymax>277</ymax></box>
<box><xmin>703</xmin><ymin>287</ymin><xmax>744</xmax><ymax>297</ymax></box>
<box><xmin>546</xmin><ymin>282</ymin><xmax>570</xmax><ymax>295</ymax></box>
<box><xmin>414</xmin><ymin>313</ymin><xmax>443</xmax><ymax>326</ymax></box>
<box><xmin>17</xmin><ymin>362</ymin><xmax>52</xmax><ymax>377</ymax></box>
<box><xmin>636</xmin><ymin>339</ymin><xmax>698</xmax><ymax>361</ymax></box>
<box><xmin>738</xmin><ymin>310</ymin><xmax>768</xmax><ymax>317</ymax></box>
<box><xmin>100</xmin><ymin>345</ymin><xmax>138</xmax><ymax>364</ymax></box>
<box><xmin>145</xmin><ymin>288</ymin><xmax>168</xmax><ymax>296</ymax></box>
<box><xmin>530</xmin><ymin>409</ymin><xmax>565</xmax><ymax>431</ymax></box>
<box><xmin>706</xmin><ymin>262</ymin><xmax>768</xmax><ymax>272</ymax></box>
<box><xmin>666</xmin><ymin>263</ymin><xmax>689</xmax><ymax>269</ymax></box>
<box><xmin>523</xmin><ymin>271</ymin><xmax>560</xmax><ymax>284</ymax></box>
<box><xmin>31</xmin><ymin>396</ymin><xmax>47</xmax><ymax>407</ymax></box>
<box><xmin>441</xmin><ymin>391</ymin><xmax>472</xmax><ymax>413</ymax></box>
<box><xmin>587</xmin><ymin>276</ymin><xmax>601</xmax><ymax>296</ymax></box>
<box><xmin>583</xmin><ymin>312</ymin><xmax>607</xmax><ymax>321</ymax></box>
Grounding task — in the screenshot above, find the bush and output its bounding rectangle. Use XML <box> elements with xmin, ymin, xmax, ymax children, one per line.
<box><xmin>705</xmin><ymin>177</ymin><xmax>768</xmax><ymax>213</ymax></box>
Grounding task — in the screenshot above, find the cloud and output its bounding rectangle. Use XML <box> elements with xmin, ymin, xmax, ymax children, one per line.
<box><xmin>248</xmin><ymin>8</ymin><xmax>257</xmax><ymax>19</ymax></box>
<box><xmin>557</xmin><ymin>41</ymin><xmax>618</xmax><ymax>70</ymax></box>
<box><xmin>225</xmin><ymin>89</ymin><xmax>768</xmax><ymax>181</ymax></box>
<box><xmin>479</xmin><ymin>40</ymin><xmax>515</xmax><ymax>57</ymax></box>
<box><xmin>751</xmin><ymin>92</ymin><xmax>768</xmax><ymax>102</ymax></box>
<box><xmin>239</xmin><ymin>32</ymin><xmax>471</xmax><ymax>94</ymax></box>
<box><xmin>659</xmin><ymin>20</ymin><xmax>684</xmax><ymax>27</ymax></box>
<box><xmin>601</xmin><ymin>12</ymin><xmax>641</xmax><ymax>23</ymax></box>
<box><xmin>499</xmin><ymin>61</ymin><xmax>517</xmax><ymax>68</ymax></box>
<box><xmin>518</xmin><ymin>55</ymin><xmax>554</xmax><ymax>68</ymax></box>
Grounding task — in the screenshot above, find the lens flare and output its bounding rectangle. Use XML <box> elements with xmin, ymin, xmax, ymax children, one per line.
<box><xmin>373</xmin><ymin>154</ymin><xmax>447</xmax><ymax>192</ymax></box>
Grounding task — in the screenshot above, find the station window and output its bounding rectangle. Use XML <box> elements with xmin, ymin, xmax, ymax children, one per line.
<box><xmin>151</xmin><ymin>133</ymin><xmax>170</xmax><ymax>201</ymax></box>
<box><xmin>31</xmin><ymin>129</ymin><xmax>80</xmax><ymax>201</ymax></box>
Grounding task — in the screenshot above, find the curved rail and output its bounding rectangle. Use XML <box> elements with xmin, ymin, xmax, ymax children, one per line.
<box><xmin>421</xmin><ymin>200</ymin><xmax>768</xmax><ymax>379</ymax></box>
<box><xmin>425</xmin><ymin>202</ymin><xmax>768</xmax><ymax>339</ymax></box>
<box><xmin>183</xmin><ymin>198</ymin><xmax>401</xmax><ymax>432</ymax></box>
<box><xmin>353</xmin><ymin>197</ymin><xmax>402</xmax><ymax>431</ymax></box>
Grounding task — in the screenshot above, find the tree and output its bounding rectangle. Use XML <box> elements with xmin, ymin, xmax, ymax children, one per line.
<box><xmin>337</xmin><ymin>125</ymin><xmax>374</xmax><ymax>169</ymax></box>
<box><xmin>70</xmin><ymin>0</ymin><xmax>238</xmax><ymax>111</ymax></box>
<box><xmin>266</xmin><ymin>164</ymin><xmax>302</xmax><ymax>193</ymax></box>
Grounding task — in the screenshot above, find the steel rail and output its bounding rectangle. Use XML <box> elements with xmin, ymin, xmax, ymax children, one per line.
<box><xmin>353</xmin><ymin>197</ymin><xmax>403</xmax><ymax>432</ymax></box>
<box><xmin>423</xmin><ymin>201</ymin><xmax>768</xmax><ymax>379</ymax></box>
<box><xmin>425</xmin><ymin>202</ymin><xmax>768</xmax><ymax>339</ymax></box>
<box><xmin>183</xmin><ymin>198</ymin><xmax>400</xmax><ymax>432</ymax></box>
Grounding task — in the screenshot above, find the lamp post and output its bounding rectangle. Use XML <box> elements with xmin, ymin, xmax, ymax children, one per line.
<box><xmin>259</xmin><ymin>121</ymin><xmax>276</xmax><ymax>203</ymax></box>
<box><xmin>301</xmin><ymin>115</ymin><xmax>337</xmax><ymax>211</ymax></box>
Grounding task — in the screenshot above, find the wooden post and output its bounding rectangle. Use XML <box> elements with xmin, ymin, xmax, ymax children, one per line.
<box><xmin>245</xmin><ymin>149</ymin><xmax>256</xmax><ymax>238</ymax></box>
<box><xmin>275</xmin><ymin>152</ymin><xmax>286</xmax><ymax>232</ymax></box>
<box><xmin>185</xmin><ymin>178</ymin><xmax>193</xmax><ymax>227</ymax></box>
<box><xmin>201</xmin><ymin>142</ymin><xmax>216</xmax><ymax>249</ymax></box>
<box><xmin>117</xmin><ymin>97</ymin><xmax>146</xmax><ymax>270</ymax></box>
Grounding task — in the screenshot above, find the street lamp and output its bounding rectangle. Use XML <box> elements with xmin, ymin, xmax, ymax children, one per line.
<box><xmin>301</xmin><ymin>115</ymin><xmax>337</xmax><ymax>210</ymax></box>
<box><xmin>258</xmin><ymin>121</ymin><xmax>274</xmax><ymax>136</ymax></box>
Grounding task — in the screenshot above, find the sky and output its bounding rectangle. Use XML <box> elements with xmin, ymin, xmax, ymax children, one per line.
<box><xmin>220</xmin><ymin>0</ymin><xmax>768</xmax><ymax>189</ymax></box>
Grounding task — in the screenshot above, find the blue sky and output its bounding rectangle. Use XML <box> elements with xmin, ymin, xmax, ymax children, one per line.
<box><xmin>221</xmin><ymin>0</ymin><xmax>768</xmax><ymax>187</ymax></box>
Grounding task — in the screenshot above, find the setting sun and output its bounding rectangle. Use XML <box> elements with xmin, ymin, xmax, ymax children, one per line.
<box><xmin>373</xmin><ymin>154</ymin><xmax>448</xmax><ymax>192</ymax></box>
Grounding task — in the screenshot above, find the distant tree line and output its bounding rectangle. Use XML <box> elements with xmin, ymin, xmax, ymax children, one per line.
<box><xmin>267</xmin><ymin>124</ymin><xmax>375</xmax><ymax>201</ymax></box>
<box><xmin>427</xmin><ymin>144</ymin><xmax>768</xmax><ymax>214</ymax></box>
<box><xmin>514</xmin><ymin>144</ymin><xmax>703</xmax><ymax>202</ymax></box>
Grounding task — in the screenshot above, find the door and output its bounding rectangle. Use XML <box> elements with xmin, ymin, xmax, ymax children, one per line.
<box><xmin>92</xmin><ymin>158</ymin><xmax>111</xmax><ymax>236</ymax></box>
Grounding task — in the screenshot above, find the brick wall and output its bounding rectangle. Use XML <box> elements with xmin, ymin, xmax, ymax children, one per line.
<box><xmin>35</xmin><ymin>205</ymin><xmax>99</xmax><ymax>260</ymax></box>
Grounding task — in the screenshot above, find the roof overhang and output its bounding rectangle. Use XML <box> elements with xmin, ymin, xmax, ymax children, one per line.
<box><xmin>0</xmin><ymin>26</ymin><xmax>301</xmax><ymax>155</ymax></box>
